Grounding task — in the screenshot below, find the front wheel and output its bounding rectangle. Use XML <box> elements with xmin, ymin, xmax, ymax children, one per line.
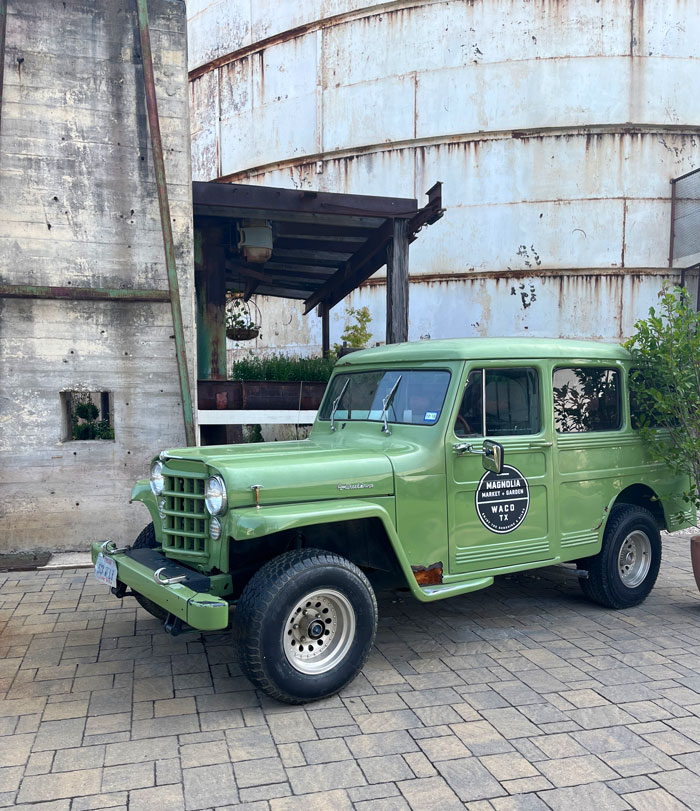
<box><xmin>579</xmin><ymin>505</ymin><xmax>661</xmax><ymax>609</ymax></box>
<box><xmin>234</xmin><ymin>549</ymin><xmax>378</xmax><ymax>704</ymax></box>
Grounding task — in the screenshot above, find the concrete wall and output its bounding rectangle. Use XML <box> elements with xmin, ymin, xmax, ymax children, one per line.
<box><xmin>0</xmin><ymin>0</ymin><xmax>194</xmax><ymax>552</ymax></box>
<box><xmin>188</xmin><ymin>0</ymin><xmax>700</xmax><ymax>362</ymax></box>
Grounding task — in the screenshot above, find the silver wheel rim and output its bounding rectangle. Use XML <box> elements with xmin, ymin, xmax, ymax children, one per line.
<box><xmin>617</xmin><ymin>530</ymin><xmax>652</xmax><ymax>588</ymax></box>
<box><xmin>283</xmin><ymin>588</ymin><xmax>356</xmax><ymax>675</ymax></box>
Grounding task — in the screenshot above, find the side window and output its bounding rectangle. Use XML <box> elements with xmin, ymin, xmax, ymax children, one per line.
<box><xmin>553</xmin><ymin>368</ymin><xmax>621</xmax><ymax>433</ymax></box>
<box><xmin>455</xmin><ymin>368</ymin><xmax>541</xmax><ymax>438</ymax></box>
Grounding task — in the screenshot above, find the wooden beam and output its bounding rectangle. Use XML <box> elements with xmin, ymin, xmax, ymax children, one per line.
<box><xmin>386</xmin><ymin>219</ymin><xmax>409</xmax><ymax>344</ymax></box>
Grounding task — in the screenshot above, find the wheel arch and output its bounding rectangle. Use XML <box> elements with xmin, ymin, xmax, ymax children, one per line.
<box><xmin>228</xmin><ymin>499</ymin><xmax>420</xmax><ymax>597</ymax></box>
<box><xmin>610</xmin><ymin>483</ymin><xmax>667</xmax><ymax>531</ymax></box>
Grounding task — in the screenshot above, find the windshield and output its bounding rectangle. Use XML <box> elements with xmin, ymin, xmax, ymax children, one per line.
<box><xmin>319</xmin><ymin>369</ymin><xmax>451</xmax><ymax>426</ymax></box>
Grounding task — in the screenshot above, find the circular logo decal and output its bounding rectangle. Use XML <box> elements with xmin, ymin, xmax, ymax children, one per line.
<box><xmin>475</xmin><ymin>464</ymin><xmax>530</xmax><ymax>534</ymax></box>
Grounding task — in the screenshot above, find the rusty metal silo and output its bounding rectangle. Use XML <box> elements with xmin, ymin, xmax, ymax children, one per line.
<box><xmin>187</xmin><ymin>0</ymin><xmax>700</xmax><ymax>352</ymax></box>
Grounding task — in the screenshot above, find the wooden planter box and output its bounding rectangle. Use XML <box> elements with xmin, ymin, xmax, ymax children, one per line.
<box><xmin>198</xmin><ymin>379</ymin><xmax>328</xmax><ymax>411</ymax></box>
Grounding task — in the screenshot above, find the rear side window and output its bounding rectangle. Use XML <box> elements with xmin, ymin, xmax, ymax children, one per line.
<box><xmin>553</xmin><ymin>368</ymin><xmax>621</xmax><ymax>433</ymax></box>
<box><xmin>455</xmin><ymin>368</ymin><xmax>541</xmax><ymax>437</ymax></box>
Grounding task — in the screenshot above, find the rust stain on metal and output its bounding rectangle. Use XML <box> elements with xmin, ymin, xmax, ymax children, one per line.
<box><xmin>593</xmin><ymin>505</ymin><xmax>609</xmax><ymax>532</ymax></box>
<box><xmin>412</xmin><ymin>561</ymin><xmax>443</xmax><ymax>586</ymax></box>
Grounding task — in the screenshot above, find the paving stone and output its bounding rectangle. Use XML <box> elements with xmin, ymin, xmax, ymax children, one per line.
<box><xmin>105</xmin><ymin>737</ymin><xmax>178</xmax><ymax>766</ymax></box>
<box><xmin>653</xmin><ymin>767</ymin><xmax>700</xmax><ymax>808</ymax></box>
<box><xmin>480</xmin><ymin>751</ymin><xmax>540</xmax><ymax>781</ymax></box>
<box><xmin>33</xmin><ymin>718</ymin><xmax>86</xmax><ymax>751</ymax></box>
<box><xmin>451</xmin><ymin>720</ymin><xmax>513</xmax><ymax>756</ymax></box>
<box><xmin>481</xmin><ymin>708</ymin><xmax>542</xmax><ymax>739</ymax></box>
<box><xmin>396</xmin><ymin>775</ymin><xmax>465</xmax><ymax>811</ymax></box>
<box><xmin>183</xmin><ymin>763</ymin><xmax>238</xmax><ymax>810</ymax></box>
<box><xmin>537</xmin><ymin>781</ymin><xmax>631</xmax><ymax>811</ymax></box>
<box><xmin>269</xmin><ymin>788</ymin><xmax>353</xmax><ymax>811</ymax></box>
<box><xmin>102</xmin><ymin>761</ymin><xmax>155</xmax><ymax>792</ymax></box>
<box><xmin>622</xmin><ymin>787</ymin><xmax>689</xmax><ymax>810</ymax></box>
<box><xmin>417</xmin><ymin>734</ymin><xmax>471</xmax><ymax>762</ymax></box>
<box><xmin>234</xmin><ymin>757</ymin><xmax>287</xmax><ymax>788</ymax></box>
<box><xmin>573</xmin><ymin>726</ymin><xmax>646</xmax><ymax>754</ymax></box>
<box><xmin>436</xmin><ymin>757</ymin><xmax>507</xmax><ymax>802</ymax></box>
<box><xmin>287</xmin><ymin>760</ymin><xmax>366</xmax><ymax>794</ymax></box>
<box><xmin>17</xmin><ymin>768</ymin><xmax>103</xmax><ymax>803</ymax></box>
<box><xmin>226</xmin><ymin>726</ymin><xmax>278</xmax><ymax>761</ymax></box>
<box><xmin>180</xmin><ymin>740</ymin><xmax>230</xmax><ymax>769</ymax></box>
<box><xmin>358</xmin><ymin>754</ymin><xmax>414</xmax><ymax>783</ymax></box>
<box><xmin>491</xmin><ymin>795</ymin><xmax>551</xmax><ymax>811</ymax></box>
<box><xmin>347</xmin><ymin>730</ymin><xmax>419</xmax><ymax>758</ymax></box>
<box><xmin>52</xmin><ymin>745</ymin><xmax>105</xmax><ymax>772</ymax></box>
<box><xmin>537</xmin><ymin>754</ymin><xmax>618</xmax><ymax>787</ymax></box>
<box><xmin>642</xmin><ymin>729</ymin><xmax>700</xmax><ymax>755</ymax></box>
<box><xmin>129</xmin><ymin>784</ymin><xmax>185</xmax><ymax>811</ymax></box>
<box><xmin>267</xmin><ymin>712</ymin><xmax>317</xmax><ymax>744</ymax></box>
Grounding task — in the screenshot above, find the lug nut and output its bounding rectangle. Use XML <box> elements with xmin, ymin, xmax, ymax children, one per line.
<box><xmin>293</xmin><ymin>624</ymin><xmax>299</xmax><ymax>630</ymax></box>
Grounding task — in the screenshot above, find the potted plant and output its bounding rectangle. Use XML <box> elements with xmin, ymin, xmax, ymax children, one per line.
<box><xmin>625</xmin><ymin>284</ymin><xmax>700</xmax><ymax>587</ymax></box>
<box><xmin>226</xmin><ymin>292</ymin><xmax>261</xmax><ymax>341</ymax></box>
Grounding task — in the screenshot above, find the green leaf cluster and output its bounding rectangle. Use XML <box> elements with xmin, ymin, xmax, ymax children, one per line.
<box><xmin>337</xmin><ymin>306</ymin><xmax>373</xmax><ymax>351</ymax></box>
<box><xmin>625</xmin><ymin>285</ymin><xmax>700</xmax><ymax>508</ymax></box>
<box><xmin>231</xmin><ymin>353</ymin><xmax>336</xmax><ymax>382</ymax></box>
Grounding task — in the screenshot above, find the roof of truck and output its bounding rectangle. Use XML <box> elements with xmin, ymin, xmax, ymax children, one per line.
<box><xmin>337</xmin><ymin>337</ymin><xmax>631</xmax><ymax>365</ymax></box>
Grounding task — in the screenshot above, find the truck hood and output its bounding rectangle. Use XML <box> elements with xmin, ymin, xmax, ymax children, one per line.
<box><xmin>161</xmin><ymin>440</ymin><xmax>394</xmax><ymax>508</ymax></box>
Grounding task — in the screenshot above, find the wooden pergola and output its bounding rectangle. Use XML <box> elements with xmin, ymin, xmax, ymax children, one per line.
<box><xmin>192</xmin><ymin>180</ymin><xmax>444</xmax><ymax>380</ymax></box>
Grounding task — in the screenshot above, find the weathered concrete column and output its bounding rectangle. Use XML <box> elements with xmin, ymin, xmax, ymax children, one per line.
<box><xmin>195</xmin><ymin>229</ymin><xmax>227</xmax><ymax>381</ymax></box>
<box><xmin>386</xmin><ymin>218</ymin><xmax>409</xmax><ymax>344</ymax></box>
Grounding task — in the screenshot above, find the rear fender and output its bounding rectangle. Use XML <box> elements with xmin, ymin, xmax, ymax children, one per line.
<box><xmin>230</xmin><ymin>497</ymin><xmax>424</xmax><ymax>600</ymax></box>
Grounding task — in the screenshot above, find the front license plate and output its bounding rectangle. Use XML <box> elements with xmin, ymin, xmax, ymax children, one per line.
<box><xmin>95</xmin><ymin>552</ymin><xmax>118</xmax><ymax>588</ymax></box>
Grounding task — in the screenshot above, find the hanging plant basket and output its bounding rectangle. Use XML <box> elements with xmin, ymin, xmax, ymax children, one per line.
<box><xmin>226</xmin><ymin>326</ymin><xmax>260</xmax><ymax>341</ymax></box>
<box><xmin>225</xmin><ymin>292</ymin><xmax>262</xmax><ymax>342</ymax></box>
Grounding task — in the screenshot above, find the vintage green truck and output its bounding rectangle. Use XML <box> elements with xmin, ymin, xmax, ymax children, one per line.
<box><xmin>92</xmin><ymin>338</ymin><xmax>694</xmax><ymax>703</ymax></box>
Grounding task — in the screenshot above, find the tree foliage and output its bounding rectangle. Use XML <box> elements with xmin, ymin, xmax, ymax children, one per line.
<box><xmin>625</xmin><ymin>285</ymin><xmax>700</xmax><ymax>508</ymax></box>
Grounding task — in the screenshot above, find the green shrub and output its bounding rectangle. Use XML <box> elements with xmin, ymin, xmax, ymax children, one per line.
<box><xmin>625</xmin><ymin>284</ymin><xmax>700</xmax><ymax>509</ymax></box>
<box><xmin>231</xmin><ymin>354</ymin><xmax>336</xmax><ymax>382</ymax></box>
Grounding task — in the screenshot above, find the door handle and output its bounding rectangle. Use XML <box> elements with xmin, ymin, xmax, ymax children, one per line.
<box><xmin>528</xmin><ymin>441</ymin><xmax>553</xmax><ymax>448</ymax></box>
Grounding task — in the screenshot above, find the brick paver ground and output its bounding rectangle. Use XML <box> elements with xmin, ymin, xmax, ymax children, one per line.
<box><xmin>2</xmin><ymin>530</ymin><xmax>700</xmax><ymax>810</ymax></box>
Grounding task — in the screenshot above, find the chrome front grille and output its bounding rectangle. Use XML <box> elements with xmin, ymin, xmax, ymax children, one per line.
<box><xmin>162</xmin><ymin>470</ymin><xmax>208</xmax><ymax>557</ymax></box>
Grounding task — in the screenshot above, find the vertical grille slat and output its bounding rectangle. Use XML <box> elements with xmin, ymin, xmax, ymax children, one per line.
<box><xmin>162</xmin><ymin>468</ymin><xmax>209</xmax><ymax>557</ymax></box>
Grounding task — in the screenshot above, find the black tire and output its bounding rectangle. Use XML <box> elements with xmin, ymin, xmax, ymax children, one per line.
<box><xmin>131</xmin><ymin>523</ymin><xmax>169</xmax><ymax>622</ymax></box>
<box><xmin>234</xmin><ymin>548</ymin><xmax>378</xmax><ymax>704</ymax></box>
<box><xmin>579</xmin><ymin>505</ymin><xmax>661</xmax><ymax>609</ymax></box>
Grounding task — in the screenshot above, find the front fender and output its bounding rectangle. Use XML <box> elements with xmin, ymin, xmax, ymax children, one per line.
<box><xmin>130</xmin><ymin>479</ymin><xmax>162</xmax><ymax>541</ymax></box>
<box><xmin>230</xmin><ymin>497</ymin><xmax>426</xmax><ymax>601</ymax></box>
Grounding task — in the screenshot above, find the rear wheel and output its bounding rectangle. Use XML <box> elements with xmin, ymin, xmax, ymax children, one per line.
<box><xmin>131</xmin><ymin>523</ymin><xmax>169</xmax><ymax>622</ymax></box>
<box><xmin>579</xmin><ymin>505</ymin><xmax>661</xmax><ymax>609</ymax></box>
<box><xmin>234</xmin><ymin>548</ymin><xmax>377</xmax><ymax>704</ymax></box>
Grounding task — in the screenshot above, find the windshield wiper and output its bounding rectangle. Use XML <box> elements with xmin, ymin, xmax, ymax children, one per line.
<box><xmin>330</xmin><ymin>379</ymin><xmax>350</xmax><ymax>432</ymax></box>
<box><xmin>379</xmin><ymin>375</ymin><xmax>402</xmax><ymax>435</ymax></box>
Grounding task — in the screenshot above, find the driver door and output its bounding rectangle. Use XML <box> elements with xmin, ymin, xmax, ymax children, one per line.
<box><xmin>446</xmin><ymin>363</ymin><xmax>556</xmax><ymax>575</ymax></box>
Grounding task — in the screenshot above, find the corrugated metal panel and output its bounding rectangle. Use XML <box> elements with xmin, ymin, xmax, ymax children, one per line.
<box><xmin>188</xmin><ymin>0</ymin><xmax>700</xmax><ymax>354</ymax></box>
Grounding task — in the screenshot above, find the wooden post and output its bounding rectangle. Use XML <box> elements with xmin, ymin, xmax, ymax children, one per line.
<box><xmin>195</xmin><ymin>230</ymin><xmax>227</xmax><ymax>381</ymax></box>
<box><xmin>320</xmin><ymin>302</ymin><xmax>330</xmax><ymax>357</ymax></box>
<box><xmin>386</xmin><ymin>218</ymin><xmax>409</xmax><ymax>344</ymax></box>
<box><xmin>195</xmin><ymin>229</ymin><xmax>229</xmax><ymax>445</ymax></box>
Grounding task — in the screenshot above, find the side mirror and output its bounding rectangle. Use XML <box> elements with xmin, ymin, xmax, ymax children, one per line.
<box><xmin>482</xmin><ymin>440</ymin><xmax>504</xmax><ymax>475</ymax></box>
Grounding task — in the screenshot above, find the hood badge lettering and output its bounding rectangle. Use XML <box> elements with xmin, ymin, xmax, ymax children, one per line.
<box><xmin>338</xmin><ymin>482</ymin><xmax>374</xmax><ymax>491</ymax></box>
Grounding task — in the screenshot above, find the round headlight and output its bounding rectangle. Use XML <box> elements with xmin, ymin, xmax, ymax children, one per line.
<box><xmin>205</xmin><ymin>475</ymin><xmax>227</xmax><ymax>515</ymax></box>
<box><xmin>150</xmin><ymin>460</ymin><xmax>164</xmax><ymax>496</ymax></box>
<box><xmin>209</xmin><ymin>516</ymin><xmax>222</xmax><ymax>540</ymax></box>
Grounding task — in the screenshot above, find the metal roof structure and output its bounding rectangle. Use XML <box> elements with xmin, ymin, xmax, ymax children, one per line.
<box><xmin>192</xmin><ymin>180</ymin><xmax>444</xmax><ymax>315</ymax></box>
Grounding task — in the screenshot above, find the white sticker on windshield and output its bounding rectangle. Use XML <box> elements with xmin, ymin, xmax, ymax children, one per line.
<box><xmin>424</xmin><ymin>411</ymin><xmax>439</xmax><ymax>422</ymax></box>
